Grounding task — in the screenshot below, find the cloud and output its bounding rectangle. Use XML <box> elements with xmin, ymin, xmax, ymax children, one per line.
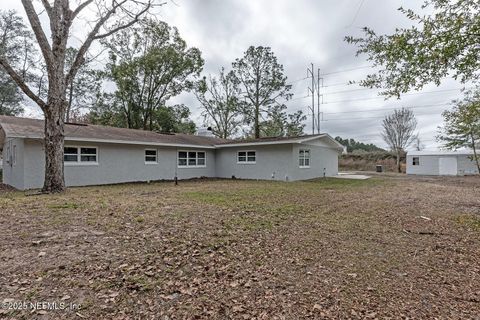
<box><xmin>4</xmin><ymin>0</ymin><xmax>462</xmax><ymax>148</ymax></box>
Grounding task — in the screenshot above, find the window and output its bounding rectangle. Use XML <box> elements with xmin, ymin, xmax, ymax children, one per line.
<box><xmin>145</xmin><ymin>149</ymin><xmax>158</xmax><ymax>163</ymax></box>
<box><xmin>299</xmin><ymin>149</ymin><xmax>310</xmax><ymax>168</ymax></box>
<box><xmin>412</xmin><ymin>157</ymin><xmax>420</xmax><ymax>166</ymax></box>
<box><xmin>178</xmin><ymin>151</ymin><xmax>206</xmax><ymax>167</ymax></box>
<box><xmin>64</xmin><ymin>146</ymin><xmax>97</xmax><ymax>164</ymax></box>
<box><xmin>237</xmin><ymin>151</ymin><xmax>256</xmax><ymax>164</ymax></box>
<box><xmin>80</xmin><ymin>148</ymin><xmax>97</xmax><ymax>162</ymax></box>
<box><xmin>64</xmin><ymin>147</ymin><xmax>79</xmax><ymax>162</ymax></box>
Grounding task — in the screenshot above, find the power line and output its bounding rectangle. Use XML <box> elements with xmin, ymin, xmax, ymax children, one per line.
<box><xmin>290</xmin><ymin>95</ymin><xmax>310</xmax><ymax>101</ymax></box>
<box><xmin>320</xmin><ymin>65</ymin><xmax>373</xmax><ymax>76</ymax></box>
<box><xmin>289</xmin><ymin>86</ymin><xmax>465</xmax><ymax>109</ymax></box>
<box><xmin>323</xmin><ymin>81</ymin><xmax>360</xmax><ymax>88</ymax></box>
<box><xmin>288</xmin><ymin>76</ymin><xmax>309</xmax><ymax>84</ymax></box>
<box><xmin>319</xmin><ymin>112</ymin><xmax>444</xmax><ymax>121</ymax></box>
<box><xmin>346</xmin><ymin>0</ymin><xmax>366</xmax><ymax>28</ymax></box>
<box><xmin>323</xmin><ymin>87</ymin><xmax>469</xmax><ymax>104</ymax></box>
<box><xmin>323</xmin><ymin>86</ymin><xmax>376</xmax><ymax>95</ymax></box>
<box><xmin>322</xmin><ymin>102</ymin><xmax>450</xmax><ymax>115</ymax></box>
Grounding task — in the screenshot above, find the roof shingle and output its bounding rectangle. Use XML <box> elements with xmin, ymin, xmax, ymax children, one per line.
<box><xmin>0</xmin><ymin>115</ymin><xmax>228</xmax><ymax>147</ymax></box>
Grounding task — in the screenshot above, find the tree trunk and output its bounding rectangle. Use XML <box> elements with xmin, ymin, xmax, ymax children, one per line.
<box><xmin>471</xmin><ymin>135</ymin><xmax>480</xmax><ymax>175</ymax></box>
<box><xmin>43</xmin><ymin>106</ymin><xmax>66</xmax><ymax>193</ymax></box>
<box><xmin>254</xmin><ymin>105</ymin><xmax>260</xmax><ymax>138</ymax></box>
<box><xmin>397</xmin><ymin>150</ymin><xmax>401</xmax><ymax>173</ymax></box>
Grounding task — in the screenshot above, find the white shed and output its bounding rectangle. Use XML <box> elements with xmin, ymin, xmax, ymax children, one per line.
<box><xmin>406</xmin><ymin>150</ymin><xmax>479</xmax><ymax>176</ymax></box>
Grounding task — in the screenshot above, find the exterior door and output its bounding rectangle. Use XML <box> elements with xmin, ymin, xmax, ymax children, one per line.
<box><xmin>438</xmin><ymin>157</ymin><xmax>457</xmax><ymax>175</ymax></box>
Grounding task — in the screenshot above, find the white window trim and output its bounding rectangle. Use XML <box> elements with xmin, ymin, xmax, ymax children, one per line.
<box><xmin>144</xmin><ymin>149</ymin><xmax>158</xmax><ymax>164</ymax></box>
<box><xmin>299</xmin><ymin>149</ymin><xmax>310</xmax><ymax>169</ymax></box>
<box><xmin>64</xmin><ymin>146</ymin><xmax>99</xmax><ymax>166</ymax></box>
<box><xmin>237</xmin><ymin>150</ymin><xmax>256</xmax><ymax>164</ymax></box>
<box><xmin>177</xmin><ymin>150</ymin><xmax>207</xmax><ymax>168</ymax></box>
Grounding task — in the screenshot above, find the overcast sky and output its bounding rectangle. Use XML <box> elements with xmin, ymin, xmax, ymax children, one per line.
<box><xmin>4</xmin><ymin>0</ymin><xmax>468</xmax><ymax>149</ymax></box>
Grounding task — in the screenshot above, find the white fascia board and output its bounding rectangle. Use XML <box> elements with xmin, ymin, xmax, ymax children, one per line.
<box><xmin>15</xmin><ymin>135</ymin><xmax>215</xmax><ymax>149</ymax></box>
<box><xmin>66</xmin><ymin>137</ymin><xmax>216</xmax><ymax>149</ymax></box>
<box><xmin>215</xmin><ymin>140</ymin><xmax>303</xmax><ymax>148</ymax></box>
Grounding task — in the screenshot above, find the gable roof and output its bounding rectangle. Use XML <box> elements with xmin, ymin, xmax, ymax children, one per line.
<box><xmin>407</xmin><ymin>149</ymin><xmax>474</xmax><ymax>156</ymax></box>
<box><xmin>0</xmin><ymin>115</ymin><xmax>227</xmax><ymax>148</ymax></box>
<box><xmin>215</xmin><ymin>134</ymin><xmax>344</xmax><ymax>149</ymax></box>
<box><xmin>0</xmin><ymin>115</ymin><xmax>343</xmax><ymax>150</ymax></box>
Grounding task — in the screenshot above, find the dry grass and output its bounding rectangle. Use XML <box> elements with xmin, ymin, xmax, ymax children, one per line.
<box><xmin>0</xmin><ymin>176</ymin><xmax>479</xmax><ymax>319</ymax></box>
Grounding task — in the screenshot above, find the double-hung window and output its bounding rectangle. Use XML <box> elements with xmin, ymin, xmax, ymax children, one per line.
<box><xmin>145</xmin><ymin>149</ymin><xmax>158</xmax><ymax>163</ymax></box>
<box><xmin>412</xmin><ymin>157</ymin><xmax>420</xmax><ymax>166</ymax></box>
<box><xmin>178</xmin><ymin>151</ymin><xmax>206</xmax><ymax>167</ymax></box>
<box><xmin>299</xmin><ymin>149</ymin><xmax>310</xmax><ymax>168</ymax></box>
<box><xmin>64</xmin><ymin>146</ymin><xmax>98</xmax><ymax>164</ymax></box>
<box><xmin>237</xmin><ymin>151</ymin><xmax>256</xmax><ymax>164</ymax></box>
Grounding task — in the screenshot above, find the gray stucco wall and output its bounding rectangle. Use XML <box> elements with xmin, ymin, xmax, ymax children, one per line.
<box><xmin>290</xmin><ymin>143</ymin><xmax>339</xmax><ymax>180</ymax></box>
<box><xmin>215</xmin><ymin>144</ymin><xmax>294</xmax><ymax>181</ymax></box>
<box><xmin>21</xmin><ymin>139</ymin><xmax>216</xmax><ymax>190</ymax></box>
<box><xmin>216</xmin><ymin>142</ymin><xmax>339</xmax><ymax>181</ymax></box>
<box><xmin>6</xmin><ymin>137</ymin><xmax>340</xmax><ymax>189</ymax></box>
<box><xmin>2</xmin><ymin>138</ymin><xmax>25</xmax><ymax>189</ymax></box>
<box><xmin>406</xmin><ymin>154</ymin><xmax>479</xmax><ymax>176</ymax></box>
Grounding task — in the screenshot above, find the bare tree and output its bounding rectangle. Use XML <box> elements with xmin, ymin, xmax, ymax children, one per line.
<box><xmin>412</xmin><ymin>134</ymin><xmax>425</xmax><ymax>151</ymax></box>
<box><xmin>381</xmin><ymin>108</ymin><xmax>417</xmax><ymax>173</ymax></box>
<box><xmin>0</xmin><ymin>0</ymin><xmax>157</xmax><ymax>192</ymax></box>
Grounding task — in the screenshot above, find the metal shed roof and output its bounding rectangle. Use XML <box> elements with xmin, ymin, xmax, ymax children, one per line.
<box><xmin>407</xmin><ymin>150</ymin><xmax>475</xmax><ymax>156</ymax></box>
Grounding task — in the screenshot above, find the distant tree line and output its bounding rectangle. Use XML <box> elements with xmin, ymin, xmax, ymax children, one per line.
<box><xmin>334</xmin><ymin>136</ymin><xmax>384</xmax><ymax>153</ymax></box>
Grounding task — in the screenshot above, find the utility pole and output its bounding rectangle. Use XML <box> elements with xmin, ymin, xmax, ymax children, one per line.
<box><xmin>317</xmin><ymin>68</ymin><xmax>323</xmax><ymax>134</ymax></box>
<box><xmin>307</xmin><ymin>63</ymin><xmax>315</xmax><ymax>135</ymax></box>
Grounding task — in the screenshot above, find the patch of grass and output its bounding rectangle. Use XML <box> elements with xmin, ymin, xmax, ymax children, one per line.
<box><xmin>125</xmin><ymin>275</ymin><xmax>157</xmax><ymax>291</ymax></box>
<box><xmin>455</xmin><ymin>214</ymin><xmax>480</xmax><ymax>230</ymax></box>
<box><xmin>48</xmin><ymin>202</ymin><xmax>80</xmax><ymax>209</ymax></box>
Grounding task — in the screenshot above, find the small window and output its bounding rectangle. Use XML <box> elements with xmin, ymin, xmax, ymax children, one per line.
<box><xmin>238</xmin><ymin>151</ymin><xmax>256</xmax><ymax>164</ymax></box>
<box><xmin>412</xmin><ymin>157</ymin><xmax>420</xmax><ymax>166</ymax></box>
<box><xmin>299</xmin><ymin>149</ymin><xmax>310</xmax><ymax>168</ymax></box>
<box><xmin>80</xmin><ymin>147</ymin><xmax>97</xmax><ymax>162</ymax></box>
<box><xmin>197</xmin><ymin>152</ymin><xmax>206</xmax><ymax>166</ymax></box>
<box><xmin>178</xmin><ymin>151</ymin><xmax>206</xmax><ymax>167</ymax></box>
<box><xmin>64</xmin><ymin>147</ymin><xmax>79</xmax><ymax>162</ymax></box>
<box><xmin>64</xmin><ymin>146</ymin><xmax>97</xmax><ymax>163</ymax></box>
<box><xmin>145</xmin><ymin>149</ymin><xmax>157</xmax><ymax>163</ymax></box>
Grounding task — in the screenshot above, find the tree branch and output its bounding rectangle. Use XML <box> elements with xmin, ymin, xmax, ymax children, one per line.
<box><xmin>0</xmin><ymin>57</ymin><xmax>46</xmax><ymax>110</ymax></box>
<box><xmin>21</xmin><ymin>0</ymin><xmax>53</xmax><ymax>69</ymax></box>
<box><xmin>72</xmin><ymin>0</ymin><xmax>94</xmax><ymax>19</ymax></box>
<box><xmin>65</xmin><ymin>0</ymin><xmax>153</xmax><ymax>86</ymax></box>
<box><xmin>40</xmin><ymin>0</ymin><xmax>53</xmax><ymax>19</ymax></box>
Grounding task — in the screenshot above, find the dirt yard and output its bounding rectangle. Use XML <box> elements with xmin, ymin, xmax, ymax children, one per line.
<box><xmin>0</xmin><ymin>176</ymin><xmax>479</xmax><ymax>319</ymax></box>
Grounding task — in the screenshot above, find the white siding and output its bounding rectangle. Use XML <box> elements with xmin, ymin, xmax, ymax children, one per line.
<box><xmin>406</xmin><ymin>154</ymin><xmax>479</xmax><ymax>176</ymax></box>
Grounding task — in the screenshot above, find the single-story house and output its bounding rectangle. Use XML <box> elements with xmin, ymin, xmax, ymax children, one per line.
<box><xmin>0</xmin><ymin>116</ymin><xmax>343</xmax><ymax>190</ymax></box>
<box><xmin>406</xmin><ymin>150</ymin><xmax>479</xmax><ymax>176</ymax></box>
